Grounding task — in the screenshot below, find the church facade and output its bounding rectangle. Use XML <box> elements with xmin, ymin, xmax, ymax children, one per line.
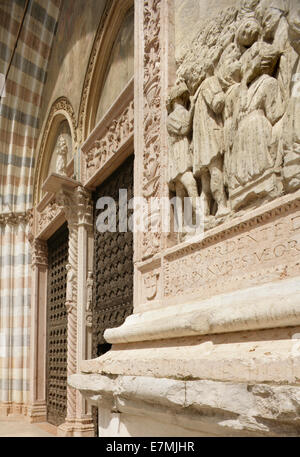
<box><xmin>1</xmin><ymin>0</ymin><xmax>300</xmax><ymax>437</ymax></box>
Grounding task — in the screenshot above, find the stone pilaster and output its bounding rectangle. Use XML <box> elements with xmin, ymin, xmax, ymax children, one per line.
<box><xmin>134</xmin><ymin>0</ymin><xmax>175</xmax><ymax>311</ymax></box>
<box><xmin>56</xmin><ymin>186</ymin><xmax>94</xmax><ymax>437</ymax></box>
<box><xmin>28</xmin><ymin>238</ymin><xmax>48</xmax><ymax>423</ymax></box>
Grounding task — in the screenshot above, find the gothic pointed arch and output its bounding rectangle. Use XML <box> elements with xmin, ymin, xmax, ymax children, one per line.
<box><xmin>78</xmin><ymin>0</ymin><xmax>134</xmax><ymax>141</ymax></box>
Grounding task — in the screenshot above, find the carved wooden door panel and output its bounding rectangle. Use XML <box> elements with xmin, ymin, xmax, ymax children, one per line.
<box><xmin>92</xmin><ymin>155</ymin><xmax>134</xmax><ymax>435</ymax></box>
<box><xmin>46</xmin><ymin>223</ymin><xmax>68</xmax><ymax>426</ymax></box>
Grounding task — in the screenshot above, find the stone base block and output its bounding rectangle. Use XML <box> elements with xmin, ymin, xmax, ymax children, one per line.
<box><xmin>27</xmin><ymin>402</ymin><xmax>47</xmax><ymax>423</ymax></box>
<box><xmin>57</xmin><ymin>418</ymin><xmax>95</xmax><ymax>437</ymax></box>
<box><xmin>0</xmin><ymin>402</ymin><xmax>28</xmax><ymax>418</ymax></box>
<box><xmin>69</xmin><ymin>374</ymin><xmax>300</xmax><ymax>437</ymax></box>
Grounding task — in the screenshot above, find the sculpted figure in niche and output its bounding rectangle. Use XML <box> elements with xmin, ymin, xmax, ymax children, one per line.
<box><xmin>193</xmin><ymin>62</ymin><xmax>229</xmax><ymax>218</ymax></box>
<box><xmin>55</xmin><ymin>134</ymin><xmax>68</xmax><ymax>176</ymax></box>
<box><xmin>167</xmin><ymin>80</ymin><xmax>199</xmax><ymax>215</ymax></box>
<box><xmin>283</xmin><ymin>2</ymin><xmax>300</xmax><ymax>191</ymax></box>
<box><xmin>227</xmin><ymin>42</ymin><xmax>284</xmax><ymax>209</ymax></box>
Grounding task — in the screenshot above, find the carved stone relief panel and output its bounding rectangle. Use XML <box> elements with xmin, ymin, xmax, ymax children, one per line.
<box><xmin>163</xmin><ymin>191</ymin><xmax>300</xmax><ymax>305</ymax></box>
<box><xmin>84</xmin><ymin>99</ymin><xmax>134</xmax><ymax>184</ymax></box>
<box><xmin>168</xmin><ymin>0</ymin><xmax>300</xmax><ymax>234</ymax></box>
<box><xmin>37</xmin><ymin>197</ymin><xmax>64</xmax><ymax>238</ymax></box>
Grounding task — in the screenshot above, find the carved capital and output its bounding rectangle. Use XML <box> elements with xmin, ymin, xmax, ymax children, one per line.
<box><xmin>56</xmin><ymin>188</ymin><xmax>78</xmax><ymax>227</ymax></box>
<box><xmin>56</xmin><ymin>186</ymin><xmax>92</xmax><ymax>229</ymax></box>
<box><xmin>0</xmin><ymin>211</ymin><xmax>30</xmax><ymax>227</ymax></box>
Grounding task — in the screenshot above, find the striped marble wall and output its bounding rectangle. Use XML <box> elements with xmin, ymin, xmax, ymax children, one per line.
<box><xmin>0</xmin><ymin>214</ymin><xmax>31</xmax><ymax>410</ymax></box>
<box><xmin>0</xmin><ymin>0</ymin><xmax>61</xmax><ymax>413</ymax></box>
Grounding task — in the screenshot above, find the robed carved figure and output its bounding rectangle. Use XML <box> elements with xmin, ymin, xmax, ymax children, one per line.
<box><xmin>193</xmin><ymin>63</ymin><xmax>229</xmax><ymax>218</ymax></box>
<box><xmin>227</xmin><ymin>42</ymin><xmax>284</xmax><ymax>209</ymax></box>
<box><xmin>283</xmin><ymin>3</ymin><xmax>300</xmax><ymax>191</ymax></box>
<box><xmin>167</xmin><ymin>81</ymin><xmax>199</xmax><ymax>213</ymax></box>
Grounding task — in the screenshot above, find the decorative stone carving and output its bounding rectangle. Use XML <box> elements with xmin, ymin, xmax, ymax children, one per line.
<box><xmin>55</xmin><ymin>187</ymin><xmax>80</xmax><ymax>422</ymax></box>
<box><xmin>55</xmin><ymin>135</ymin><xmax>68</xmax><ymax>176</ymax></box>
<box><xmin>142</xmin><ymin>0</ymin><xmax>163</xmax><ymax>258</ymax></box>
<box><xmin>283</xmin><ymin>4</ymin><xmax>300</xmax><ymax>192</ymax></box>
<box><xmin>166</xmin><ymin>81</ymin><xmax>199</xmax><ymax>216</ymax></box>
<box><xmin>193</xmin><ymin>71</ymin><xmax>229</xmax><ymax>217</ymax></box>
<box><xmin>84</xmin><ymin>100</ymin><xmax>134</xmax><ymax>181</ymax></box>
<box><xmin>163</xmin><ymin>192</ymin><xmax>300</xmax><ymax>303</ymax></box>
<box><xmin>30</xmin><ymin>239</ymin><xmax>48</xmax><ymax>266</ymax></box>
<box><xmin>86</xmin><ymin>271</ymin><xmax>93</xmax><ymax>328</ymax></box>
<box><xmin>86</xmin><ymin>312</ymin><xmax>93</xmax><ymax>329</ymax></box>
<box><xmin>144</xmin><ymin>271</ymin><xmax>160</xmax><ymax>301</ymax></box>
<box><xmin>168</xmin><ymin>0</ymin><xmax>299</xmax><ymax>228</ymax></box>
<box><xmin>0</xmin><ymin>211</ymin><xmax>31</xmax><ymax>227</ymax></box>
<box><xmin>38</xmin><ymin>199</ymin><xmax>62</xmax><ymax>234</ymax></box>
<box><xmin>66</xmin><ymin>263</ymin><xmax>76</xmax><ymax>305</ymax></box>
<box><xmin>86</xmin><ymin>271</ymin><xmax>93</xmax><ymax>312</ymax></box>
<box><xmin>227</xmin><ymin>41</ymin><xmax>284</xmax><ymax>210</ymax></box>
<box><xmin>34</xmin><ymin>97</ymin><xmax>77</xmax><ymax>205</ymax></box>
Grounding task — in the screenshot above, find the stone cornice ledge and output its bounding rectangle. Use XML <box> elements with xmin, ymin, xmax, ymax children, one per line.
<box><xmin>69</xmin><ymin>374</ymin><xmax>300</xmax><ymax>436</ymax></box>
<box><xmin>103</xmin><ymin>277</ymin><xmax>300</xmax><ymax>344</ymax></box>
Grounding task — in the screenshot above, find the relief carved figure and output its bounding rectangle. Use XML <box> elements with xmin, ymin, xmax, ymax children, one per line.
<box><xmin>228</xmin><ymin>42</ymin><xmax>284</xmax><ymax>209</ymax></box>
<box><xmin>193</xmin><ymin>63</ymin><xmax>229</xmax><ymax>218</ymax></box>
<box><xmin>167</xmin><ymin>0</ymin><xmax>299</xmax><ymax>232</ymax></box>
<box><xmin>283</xmin><ymin>3</ymin><xmax>300</xmax><ymax>191</ymax></box>
<box><xmin>84</xmin><ymin>101</ymin><xmax>134</xmax><ymax>181</ymax></box>
<box><xmin>217</xmin><ymin>47</ymin><xmax>242</xmax><ymax>195</ymax></box>
<box><xmin>55</xmin><ymin>135</ymin><xmax>68</xmax><ymax>176</ymax></box>
<box><xmin>167</xmin><ymin>81</ymin><xmax>199</xmax><ymax>214</ymax></box>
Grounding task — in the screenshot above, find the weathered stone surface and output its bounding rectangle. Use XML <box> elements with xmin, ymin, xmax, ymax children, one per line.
<box><xmin>102</xmin><ymin>277</ymin><xmax>300</xmax><ymax>344</ymax></box>
<box><xmin>69</xmin><ymin>374</ymin><xmax>300</xmax><ymax>436</ymax></box>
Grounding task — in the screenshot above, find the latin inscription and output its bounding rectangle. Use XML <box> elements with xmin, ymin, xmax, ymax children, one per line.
<box><xmin>164</xmin><ymin>211</ymin><xmax>300</xmax><ymax>298</ymax></box>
